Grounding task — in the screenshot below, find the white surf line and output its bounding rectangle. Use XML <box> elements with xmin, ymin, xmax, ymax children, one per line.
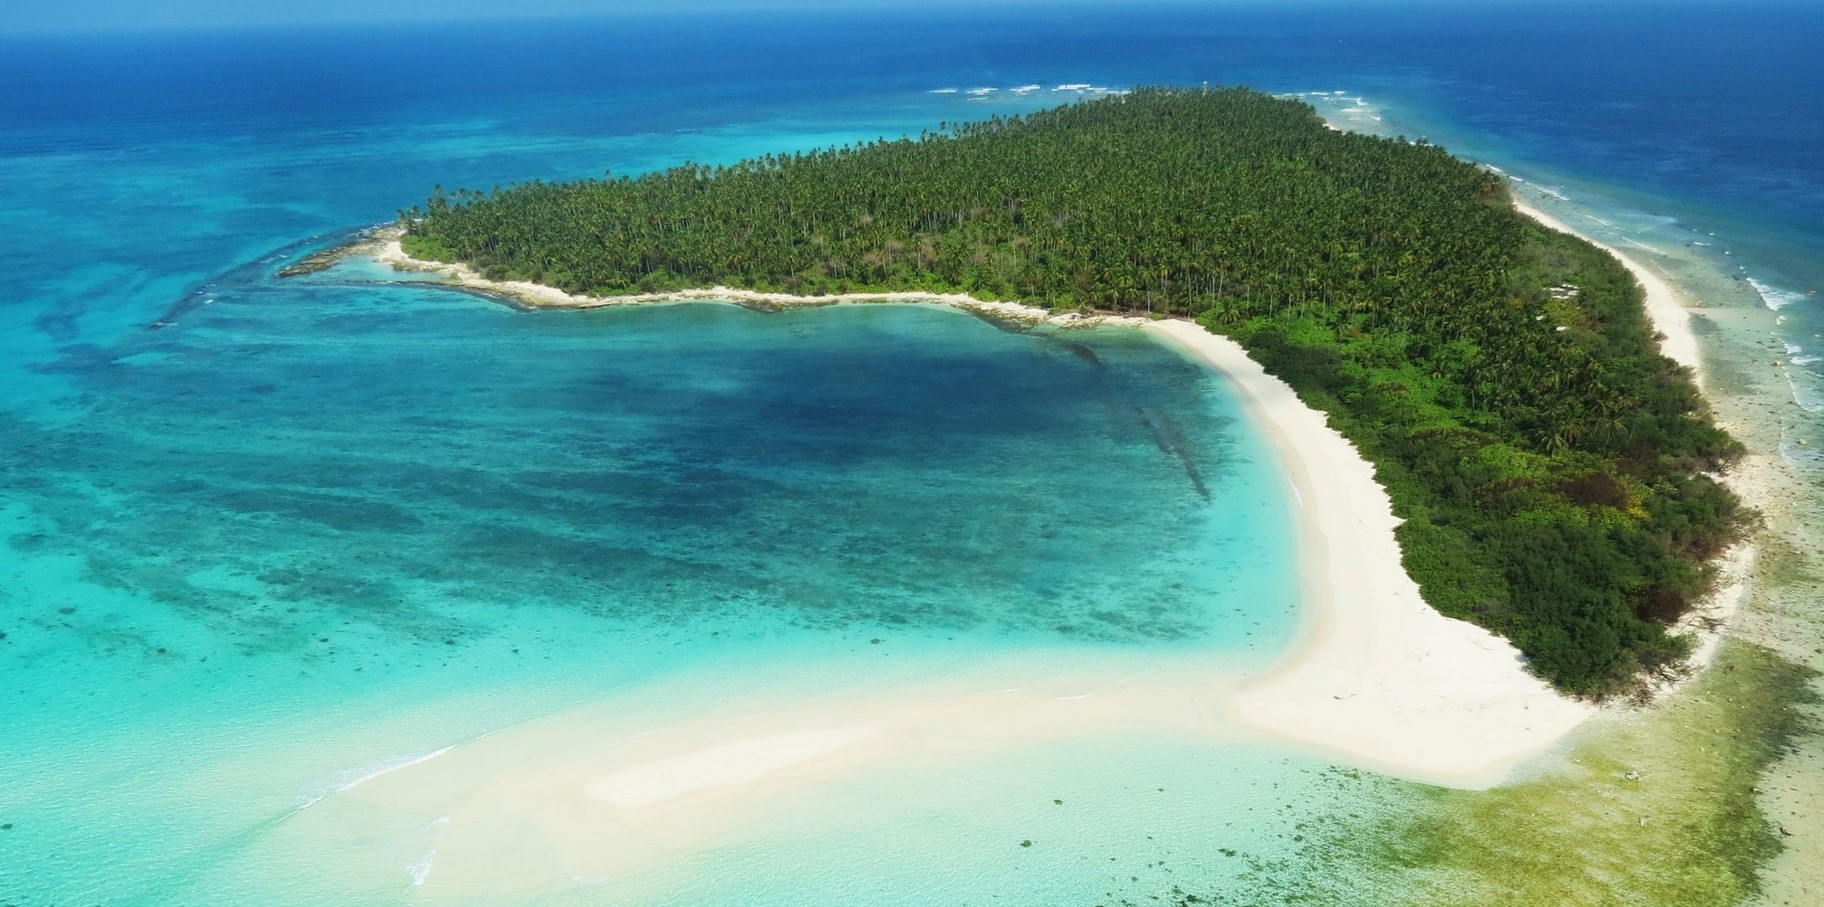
<box><xmin>406</xmin><ymin>850</ymin><xmax>437</xmax><ymax>887</ymax></box>
<box><xmin>293</xmin><ymin>722</ymin><xmax>515</xmax><ymax>814</ymax></box>
<box><xmin>342</xmin><ymin>746</ymin><xmax>454</xmax><ymax>792</ymax></box>
<box><xmin>405</xmin><ymin>816</ymin><xmax>452</xmax><ymax>887</ymax></box>
<box><xmin>289</xmin><ymin>747</ymin><xmax>454</xmax><ymax>812</ymax></box>
<box><xmin>280</xmin><ymin>743</ymin><xmax>459</xmax><ymax>823</ymax></box>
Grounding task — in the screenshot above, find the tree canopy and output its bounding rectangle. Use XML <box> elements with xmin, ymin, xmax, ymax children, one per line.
<box><xmin>402</xmin><ymin>87</ymin><xmax>1747</xmax><ymax>695</ymax></box>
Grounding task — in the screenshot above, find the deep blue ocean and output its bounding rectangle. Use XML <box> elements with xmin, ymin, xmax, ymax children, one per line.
<box><xmin>1</xmin><ymin>3</ymin><xmax>1820</xmax><ymax>904</ymax></box>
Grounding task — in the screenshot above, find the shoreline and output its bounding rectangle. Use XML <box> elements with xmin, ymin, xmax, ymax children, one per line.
<box><xmin>351</xmin><ymin>222</ymin><xmax>1644</xmax><ymax>787</ymax></box>
<box><xmin>1514</xmin><ymin>202</ymin><xmax>1705</xmax><ymax>389</ymax></box>
<box><xmin>360</xmin><ymin>226</ymin><xmax>1148</xmax><ymax>329</ymax></box>
<box><xmin>1146</xmin><ymin>319</ymin><xmax>1595</xmax><ymax>781</ymax></box>
<box><xmin>1514</xmin><ymin>199</ymin><xmax>1755</xmax><ymax>686</ymax></box>
<box><xmin>1499</xmin><ymin>188</ymin><xmax>1818</xmax><ymax>900</ymax></box>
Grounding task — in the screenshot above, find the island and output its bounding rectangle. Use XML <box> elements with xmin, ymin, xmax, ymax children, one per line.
<box><xmin>388</xmin><ymin>87</ymin><xmax>1746</xmax><ymax>703</ymax></box>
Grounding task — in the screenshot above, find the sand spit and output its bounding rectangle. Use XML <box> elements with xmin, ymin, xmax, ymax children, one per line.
<box><xmin>292</xmin><ymin>663</ymin><xmax>1257</xmax><ymax>899</ymax></box>
<box><xmin>1146</xmin><ymin>320</ymin><xmax>1596</xmax><ymax>785</ymax></box>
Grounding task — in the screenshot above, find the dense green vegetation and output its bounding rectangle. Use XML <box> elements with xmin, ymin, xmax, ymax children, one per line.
<box><xmin>402</xmin><ymin>87</ymin><xmax>1747</xmax><ymax>695</ymax></box>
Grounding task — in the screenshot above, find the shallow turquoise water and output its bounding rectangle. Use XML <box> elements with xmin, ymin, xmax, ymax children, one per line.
<box><xmin>0</xmin><ymin>272</ymin><xmax>1301</xmax><ymax>902</ymax></box>
<box><xmin>625</xmin><ymin>736</ymin><xmax>1404</xmax><ymax>907</ymax></box>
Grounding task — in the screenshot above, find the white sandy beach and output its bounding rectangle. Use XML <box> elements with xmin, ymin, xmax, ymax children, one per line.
<box><xmin>1150</xmin><ymin>200</ymin><xmax>1749</xmax><ymax>774</ymax></box>
<box><xmin>1146</xmin><ymin>319</ymin><xmax>1595</xmax><ymax>780</ymax></box>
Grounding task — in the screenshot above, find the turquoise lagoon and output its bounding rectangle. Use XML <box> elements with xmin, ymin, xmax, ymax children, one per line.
<box><xmin>2</xmin><ymin>245</ymin><xmax>1314</xmax><ymax>903</ymax></box>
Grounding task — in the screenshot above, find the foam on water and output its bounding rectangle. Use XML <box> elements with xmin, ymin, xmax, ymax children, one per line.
<box><xmin>1750</xmin><ymin>276</ymin><xmax>1809</xmax><ymax>311</ymax></box>
<box><xmin>318</xmin><ymin>745</ymin><xmax>457</xmax><ymax>802</ymax></box>
<box><xmin>406</xmin><ymin>850</ymin><xmax>436</xmax><ymax>886</ymax></box>
<box><xmin>1304</xmin><ymin>92</ymin><xmax>1388</xmax><ymax>132</ymax></box>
